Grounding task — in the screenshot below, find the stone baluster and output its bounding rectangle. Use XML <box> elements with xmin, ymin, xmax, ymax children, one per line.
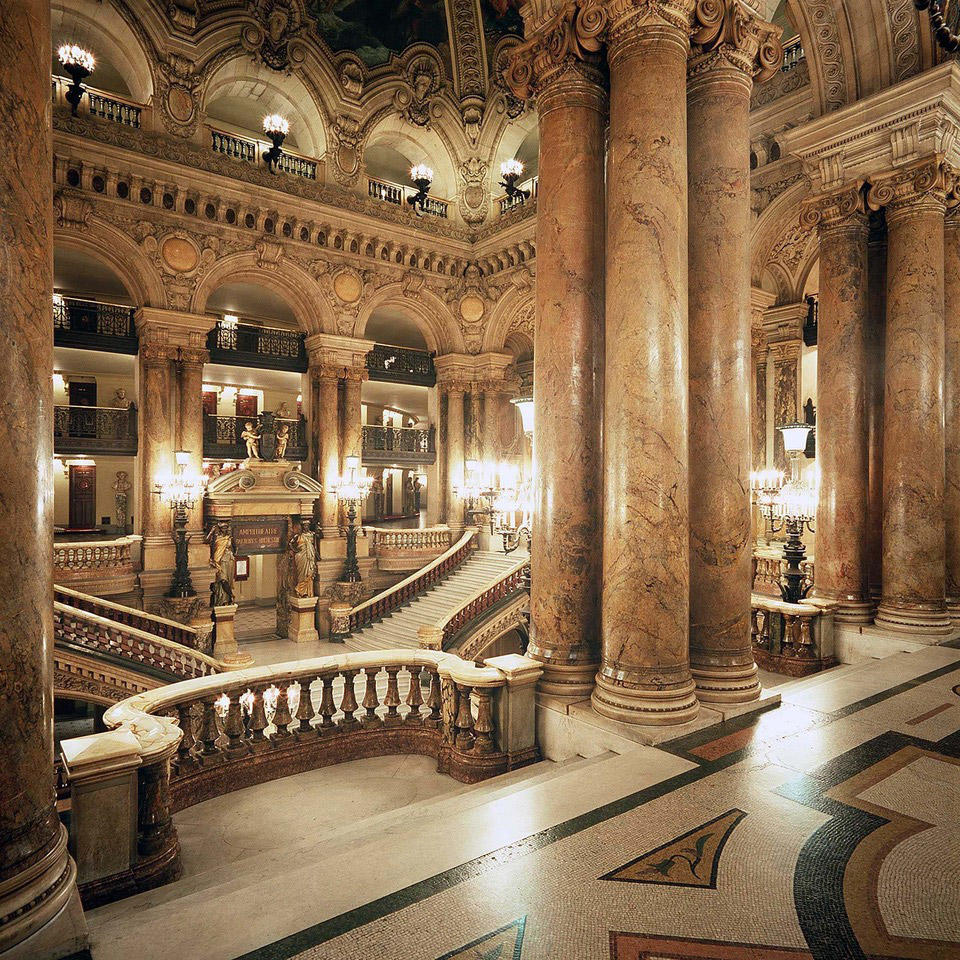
<box><xmin>248</xmin><ymin>686</ymin><xmax>269</xmax><ymax>743</ymax></box>
<box><xmin>199</xmin><ymin>697</ymin><xmax>220</xmax><ymax>756</ymax></box>
<box><xmin>426</xmin><ymin>671</ymin><xmax>443</xmax><ymax>728</ymax></box>
<box><xmin>223</xmin><ymin>696</ymin><xmax>247</xmax><ymax>756</ymax></box>
<box><xmin>361</xmin><ymin>667</ymin><xmax>381</xmax><ymax>725</ymax></box>
<box><xmin>317</xmin><ymin>674</ymin><xmax>337</xmax><ymax>731</ymax></box>
<box><xmin>176</xmin><ymin>703</ymin><xmax>197</xmax><ymax>768</ymax></box>
<box><xmin>296</xmin><ymin>679</ymin><xmax>317</xmax><ymax>734</ymax></box>
<box><xmin>405</xmin><ymin>666</ymin><xmax>424</xmax><ymax>723</ymax></box>
<box><xmin>869</xmin><ymin>158</ymin><xmax>953</xmax><ymax>635</ymax></box>
<box><xmin>687</xmin><ymin>3</ymin><xmax>779</xmax><ymax>702</ymax></box>
<box><xmin>472</xmin><ymin>689</ymin><xmax>495</xmax><ymax>755</ymax></box>
<box><xmin>339</xmin><ymin>670</ymin><xmax>359</xmax><ymax>727</ymax></box>
<box><xmin>383</xmin><ymin>666</ymin><xmax>402</xmax><ymax>724</ymax></box>
<box><xmin>454</xmin><ymin>684</ymin><xmax>475</xmax><ymax>751</ymax></box>
<box><xmin>272</xmin><ymin>686</ymin><xmax>293</xmax><ymax>738</ymax></box>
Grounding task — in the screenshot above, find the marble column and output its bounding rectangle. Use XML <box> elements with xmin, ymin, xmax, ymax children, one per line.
<box><xmin>507</xmin><ymin>51</ymin><xmax>605</xmax><ymax>697</ymax></box>
<box><xmin>687</xmin><ymin>11</ymin><xmax>778</xmax><ymax>704</ymax></box>
<box><xmin>595</xmin><ymin>2</ymin><xmax>699</xmax><ymax>725</ymax></box>
<box><xmin>866</xmin><ymin>212</ymin><xmax>887</xmax><ymax>600</ymax></box>
<box><xmin>945</xmin><ymin>207</ymin><xmax>960</xmax><ymax>619</ymax></box>
<box><xmin>870</xmin><ymin>158</ymin><xmax>952</xmax><ymax>635</ymax></box>
<box><xmin>313</xmin><ymin>366</ymin><xmax>341</xmax><ymax>538</ymax></box>
<box><xmin>445</xmin><ymin>384</ymin><xmax>466</xmax><ymax>534</ymax></box>
<box><xmin>342</xmin><ymin>368</ymin><xmax>366</xmax><ymax>463</ymax></box>
<box><xmin>752</xmin><ymin>327</ymin><xmax>768</xmax><ymax>473</ymax></box>
<box><xmin>137</xmin><ymin>335</ymin><xmax>174</xmax><ymax>539</ymax></box>
<box><xmin>772</xmin><ymin>342</ymin><xmax>800</xmax><ymax>473</ymax></box>
<box><xmin>0</xmin><ymin>0</ymin><xmax>87</xmax><ymax>954</ymax></box>
<box><xmin>177</xmin><ymin>347</ymin><xmax>207</xmax><ymax>533</ymax></box>
<box><xmin>482</xmin><ymin>384</ymin><xmax>501</xmax><ymax>464</ymax></box>
<box><xmin>804</xmin><ymin>184</ymin><xmax>873</xmax><ymax>622</ymax></box>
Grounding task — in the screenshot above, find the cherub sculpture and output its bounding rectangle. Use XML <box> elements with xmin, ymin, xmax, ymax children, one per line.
<box><xmin>241</xmin><ymin>420</ymin><xmax>261</xmax><ymax>459</ymax></box>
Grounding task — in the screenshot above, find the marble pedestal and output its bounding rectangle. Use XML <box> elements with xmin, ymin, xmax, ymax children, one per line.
<box><xmin>288</xmin><ymin>595</ymin><xmax>319</xmax><ymax>643</ymax></box>
<box><xmin>213</xmin><ymin>604</ymin><xmax>254</xmax><ymax>668</ymax></box>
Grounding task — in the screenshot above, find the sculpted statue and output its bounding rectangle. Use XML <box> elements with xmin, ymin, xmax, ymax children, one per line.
<box><xmin>113</xmin><ymin>470</ymin><xmax>131</xmax><ymax>531</ymax></box>
<box><xmin>275</xmin><ymin>400</ymin><xmax>291</xmax><ymax>419</ymax></box>
<box><xmin>290</xmin><ymin>521</ymin><xmax>317</xmax><ymax>598</ymax></box>
<box><xmin>371</xmin><ymin>473</ymin><xmax>385</xmax><ymax>520</ymax></box>
<box><xmin>112</xmin><ymin>387</ymin><xmax>132</xmax><ymax>408</ymax></box>
<box><xmin>241</xmin><ymin>420</ymin><xmax>261</xmax><ymax>460</ymax></box>
<box><xmin>205</xmin><ymin>522</ymin><xmax>235</xmax><ymax>607</ymax></box>
<box><xmin>412</xmin><ymin>474</ymin><xmax>422</xmax><ymax>513</ymax></box>
<box><xmin>275</xmin><ymin>422</ymin><xmax>290</xmax><ymax>460</ymax></box>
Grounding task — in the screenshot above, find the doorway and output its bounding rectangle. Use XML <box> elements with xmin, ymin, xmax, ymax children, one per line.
<box><xmin>68</xmin><ymin>463</ymin><xmax>96</xmax><ymax>530</ymax></box>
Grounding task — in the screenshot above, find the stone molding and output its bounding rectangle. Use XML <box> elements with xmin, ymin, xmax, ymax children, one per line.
<box><xmin>867</xmin><ymin>154</ymin><xmax>954</xmax><ymax>216</ymax></box>
<box><xmin>801</xmin><ymin>180</ymin><xmax>868</xmax><ymax>231</ymax></box>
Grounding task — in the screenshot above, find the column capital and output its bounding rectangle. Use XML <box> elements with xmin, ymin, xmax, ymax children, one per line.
<box><xmin>309</xmin><ymin>362</ymin><xmax>343</xmax><ymax>384</ymax></box>
<box><xmin>688</xmin><ymin>0</ymin><xmax>783</xmax><ymax>86</ymax></box>
<box><xmin>867</xmin><ymin>154</ymin><xmax>954</xmax><ymax>219</ymax></box>
<box><xmin>134</xmin><ymin>307</ymin><xmax>214</xmax><ymax>352</ymax></box>
<box><xmin>605</xmin><ymin>0</ymin><xmax>696</xmax><ymax>60</ymax></box>
<box><xmin>504</xmin><ymin>0</ymin><xmax>606</xmax><ymax>102</ymax></box>
<box><xmin>342</xmin><ymin>365</ymin><xmax>369</xmax><ymax>384</ymax></box>
<box><xmin>801</xmin><ymin>181</ymin><xmax>868</xmax><ymax>233</ymax></box>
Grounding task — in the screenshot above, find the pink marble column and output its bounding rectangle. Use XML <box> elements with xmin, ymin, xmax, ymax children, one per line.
<box><xmin>313</xmin><ymin>367</ymin><xmax>341</xmax><ymax>538</ymax></box>
<box><xmin>445</xmin><ymin>384</ymin><xmax>466</xmax><ymax>533</ymax></box>
<box><xmin>527</xmin><ymin>67</ymin><xmax>605</xmax><ymax>698</ymax></box>
<box><xmin>945</xmin><ymin>207</ymin><xmax>960</xmax><ymax>619</ymax></box>
<box><xmin>687</xmin><ymin>14</ymin><xmax>778</xmax><ymax>703</ymax></box>
<box><xmin>870</xmin><ymin>159</ymin><xmax>952</xmax><ymax>635</ymax></box>
<box><xmin>595</xmin><ymin>4</ymin><xmax>699</xmax><ymax>725</ymax></box>
<box><xmin>866</xmin><ymin>212</ymin><xmax>887</xmax><ymax>600</ymax></box>
<box><xmin>177</xmin><ymin>347</ymin><xmax>207</xmax><ymax>533</ymax></box>
<box><xmin>804</xmin><ymin>185</ymin><xmax>873</xmax><ymax>623</ymax></box>
<box><xmin>137</xmin><ymin>335</ymin><xmax>174</xmax><ymax>539</ymax></box>
<box><xmin>0</xmin><ymin>0</ymin><xmax>86</xmax><ymax>953</ymax></box>
<box><xmin>342</xmin><ymin>368</ymin><xmax>366</xmax><ymax>463</ymax></box>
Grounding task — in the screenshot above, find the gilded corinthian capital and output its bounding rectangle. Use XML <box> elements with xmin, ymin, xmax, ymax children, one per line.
<box><xmin>688</xmin><ymin>0</ymin><xmax>783</xmax><ymax>82</ymax></box>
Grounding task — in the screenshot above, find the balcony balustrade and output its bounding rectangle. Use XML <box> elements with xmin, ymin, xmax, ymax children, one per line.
<box><xmin>366</xmin><ymin>343</ymin><xmax>436</xmax><ymax>386</ymax></box>
<box><xmin>367</xmin><ymin>176</ymin><xmax>449</xmax><ymax>219</ymax></box>
<box><xmin>52</xmin><ymin>75</ymin><xmax>141</xmax><ymax>128</ymax></box>
<box><xmin>781</xmin><ymin>37</ymin><xmax>805</xmax><ymax>72</ymax></box>
<box><xmin>362</xmin><ymin>424</ymin><xmax>436</xmax><ymax>466</ymax></box>
<box><xmin>54</xmin><ymin>540</ymin><xmax>138</xmax><ymax>597</ymax></box>
<box><xmin>53</xmin><ymin>295</ymin><xmax>138</xmax><ymax>353</ymax></box>
<box><xmin>206</xmin><ymin>319</ymin><xmax>308</xmax><ymax>372</ymax></box>
<box><xmin>54</xmin><ymin>404</ymin><xmax>138</xmax><ymax>455</ymax></box>
<box><xmin>203</xmin><ymin>413</ymin><xmax>307</xmax><ymax>461</ymax></box>
<box><xmin>210</xmin><ymin>128</ymin><xmax>318</xmax><ymax>180</ymax></box>
<box><xmin>751</xmin><ymin>594</ymin><xmax>836</xmax><ymax>676</ymax></box>
<box><xmin>498</xmin><ymin>177</ymin><xmax>538</xmax><ymax>216</ymax></box>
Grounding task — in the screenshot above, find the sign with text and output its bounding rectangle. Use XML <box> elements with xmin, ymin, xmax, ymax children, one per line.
<box><xmin>231</xmin><ymin>517</ymin><xmax>288</xmax><ymax>555</ymax></box>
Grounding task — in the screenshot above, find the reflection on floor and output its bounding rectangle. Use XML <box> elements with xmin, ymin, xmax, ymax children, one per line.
<box><xmin>86</xmin><ymin>644</ymin><xmax>960</xmax><ymax>960</ymax></box>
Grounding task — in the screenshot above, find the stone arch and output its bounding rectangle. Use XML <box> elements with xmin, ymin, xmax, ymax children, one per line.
<box><xmin>355</xmin><ymin>285</ymin><xmax>464</xmax><ymax>354</ymax></box>
<box><xmin>751</xmin><ymin>179</ymin><xmax>814</xmax><ymax>302</ymax></box>
<box><xmin>363</xmin><ymin>112</ymin><xmax>459</xmax><ymax>200</ymax></box>
<box><xmin>54</xmin><ymin>218</ymin><xmax>166</xmax><ymax>307</ymax></box>
<box><xmin>482</xmin><ymin>288</ymin><xmax>534</xmax><ymax>354</ymax></box>
<box><xmin>190</xmin><ymin>251</ymin><xmax>333</xmax><ymax>334</ymax></box>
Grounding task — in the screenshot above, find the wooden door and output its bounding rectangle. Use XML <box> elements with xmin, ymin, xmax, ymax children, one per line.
<box><xmin>69</xmin><ymin>464</ymin><xmax>96</xmax><ymax>529</ymax></box>
<box><xmin>68</xmin><ymin>381</ymin><xmax>97</xmax><ymax>406</ymax></box>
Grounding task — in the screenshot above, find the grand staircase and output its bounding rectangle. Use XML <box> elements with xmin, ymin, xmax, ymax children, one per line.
<box><xmin>346</xmin><ymin>550</ymin><xmax>522</xmax><ymax>651</ymax></box>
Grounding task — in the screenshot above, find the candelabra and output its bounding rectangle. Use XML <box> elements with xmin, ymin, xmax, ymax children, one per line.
<box><xmin>491</xmin><ymin>480</ymin><xmax>533</xmax><ymax>555</ymax></box>
<box><xmin>262</xmin><ymin>114</ymin><xmax>289</xmax><ymax>172</ymax></box>
<box><xmin>333</xmin><ymin>456</ymin><xmax>373</xmax><ymax>583</ymax></box>
<box><xmin>154</xmin><ymin>451</ymin><xmax>203</xmax><ymax>598</ymax></box>
<box><xmin>454</xmin><ymin>459</ymin><xmax>498</xmax><ymax>526</ymax></box>
<box><xmin>58</xmin><ymin>44</ymin><xmax>95</xmax><ymax>116</ymax></box>
<box><xmin>499</xmin><ymin>159</ymin><xmax>530</xmax><ymax>203</ymax></box>
<box><xmin>407</xmin><ymin>163</ymin><xmax>433</xmax><ymax>214</ymax></box>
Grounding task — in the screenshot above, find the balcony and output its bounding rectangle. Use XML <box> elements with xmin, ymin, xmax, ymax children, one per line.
<box><xmin>52</xmin><ymin>75</ymin><xmax>142</xmax><ymax>128</ymax></box>
<box><xmin>498</xmin><ymin>177</ymin><xmax>538</xmax><ymax>217</ymax></box>
<box><xmin>203</xmin><ymin>413</ymin><xmax>307</xmax><ymax>461</ymax></box>
<box><xmin>53</xmin><ymin>296</ymin><xmax>138</xmax><ymax>354</ymax></box>
<box><xmin>362</xmin><ymin>425</ymin><xmax>436</xmax><ymax>466</ymax></box>
<box><xmin>367</xmin><ymin>177</ymin><xmax>449</xmax><ymax>219</ymax></box>
<box><xmin>366</xmin><ymin>343</ymin><xmax>436</xmax><ymax>386</ymax></box>
<box><xmin>54</xmin><ymin>404</ymin><xmax>138</xmax><ymax>456</ymax></box>
<box><xmin>206</xmin><ymin>320</ymin><xmax>307</xmax><ymax>372</ymax></box>
<box><xmin>210</xmin><ymin>128</ymin><xmax>318</xmax><ymax>181</ymax></box>
<box><xmin>781</xmin><ymin>37</ymin><xmax>805</xmax><ymax>72</ymax></box>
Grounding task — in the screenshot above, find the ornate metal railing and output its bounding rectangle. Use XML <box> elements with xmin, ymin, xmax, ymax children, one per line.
<box><xmin>367</xmin><ymin>176</ymin><xmax>449</xmax><ymax>219</ymax></box>
<box><xmin>54</xmin><ymin>404</ymin><xmax>138</xmax><ymax>455</ymax></box>
<box><xmin>498</xmin><ymin>177</ymin><xmax>539</xmax><ymax>215</ymax></box>
<box><xmin>52</xmin><ymin>76</ymin><xmax>142</xmax><ymax>129</ymax></box>
<box><xmin>53</xmin><ymin>295</ymin><xmax>138</xmax><ymax>352</ymax></box>
<box><xmin>203</xmin><ymin>413</ymin><xmax>307</xmax><ymax>461</ymax></box>
<box><xmin>343</xmin><ymin>528</ymin><xmax>477</xmax><ymax>634</ymax></box>
<box><xmin>439</xmin><ymin>557</ymin><xmax>530</xmax><ymax>650</ymax></box>
<box><xmin>207</xmin><ymin>320</ymin><xmax>307</xmax><ymax>371</ymax></box>
<box><xmin>362</xmin><ymin>425</ymin><xmax>436</xmax><ymax>465</ymax></box>
<box><xmin>366</xmin><ymin>343</ymin><xmax>436</xmax><ymax>385</ymax></box>
<box><xmin>54</xmin><ymin>538</ymin><xmax>137</xmax><ymax>596</ymax></box>
<box><xmin>751</xmin><ymin>595</ymin><xmax>836</xmax><ymax>676</ymax></box>
<box><xmin>209</xmin><ymin>128</ymin><xmax>318</xmax><ymax>180</ymax></box>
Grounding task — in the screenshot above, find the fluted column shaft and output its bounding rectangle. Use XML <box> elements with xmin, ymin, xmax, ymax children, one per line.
<box><xmin>871</xmin><ymin>161</ymin><xmax>951</xmax><ymax>634</ymax></box>
<box><xmin>0</xmin><ymin>0</ymin><xmax>85</xmax><ymax>953</ymax></box>
<box><xmin>139</xmin><ymin>346</ymin><xmax>174</xmax><ymax>539</ymax></box>
<box><xmin>313</xmin><ymin>368</ymin><xmax>341</xmax><ymax>537</ymax></box>
<box><xmin>527</xmin><ymin>70</ymin><xmax>605</xmax><ymax>698</ymax></box>
<box><xmin>687</xmin><ymin>54</ymin><xmax>760</xmax><ymax>702</ymax></box>
<box><xmin>866</xmin><ymin>215</ymin><xmax>887</xmax><ymax>600</ymax></box>
<box><xmin>177</xmin><ymin>350</ymin><xmax>207</xmax><ymax>532</ymax></box>
<box><xmin>945</xmin><ymin>209</ymin><xmax>960</xmax><ymax>618</ymax></box>
<box><xmin>594</xmin><ymin>9</ymin><xmax>698</xmax><ymax>726</ymax></box>
<box><xmin>807</xmin><ymin>187</ymin><xmax>873</xmax><ymax>622</ymax></box>
<box><xmin>445</xmin><ymin>386</ymin><xmax>466</xmax><ymax>534</ymax></box>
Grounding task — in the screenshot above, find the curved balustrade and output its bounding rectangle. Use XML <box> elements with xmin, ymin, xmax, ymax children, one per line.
<box><xmin>751</xmin><ymin>595</ymin><xmax>836</xmax><ymax>677</ymax></box>
<box><xmin>54</xmin><ymin>537</ymin><xmax>138</xmax><ymax>596</ymax></box>
<box><xmin>752</xmin><ymin>548</ymin><xmax>814</xmax><ymax>596</ymax></box>
<box><xmin>439</xmin><ymin>557</ymin><xmax>530</xmax><ymax>650</ymax></box>
<box><xmin>344</xmin><ymin>529</ymin><xmax>477</xmax><ymax>634</ymax></box>
<box><xmin>369</xmin><ymin>527</ymin><xmax>452</xmax><ymax>552</ymax></box>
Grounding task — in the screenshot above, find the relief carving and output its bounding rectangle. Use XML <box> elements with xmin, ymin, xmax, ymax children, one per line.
<box><xmin>458</xmin><ymin>157</ymin><xmax>489</xmax><ymax>225</ymax></box>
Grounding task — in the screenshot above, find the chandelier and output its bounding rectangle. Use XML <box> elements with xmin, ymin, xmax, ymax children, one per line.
<box><xmin>58</xmin><ymin>44</ymin><xmax>95</xmax><ymax>116</ymax></box>
<box><xmin>262</xmin><ymin>114</ymin><xmax>289</xmax><ymax>172</ymax></box>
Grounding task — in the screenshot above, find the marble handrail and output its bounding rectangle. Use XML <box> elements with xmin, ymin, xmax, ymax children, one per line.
<box><xmin>368</xmin><ymin>526</ymin><xmax>452</xmax><ymax>553</ymax></box>
<box><xmin>54</xmin><ymin>536</ymin><xmax>135</xmax><ymax>571</ymax></box>
<box><xmin>751</xmin><ymin>593</ymin><xmax>836</xmax><ymax>674</ymax></box>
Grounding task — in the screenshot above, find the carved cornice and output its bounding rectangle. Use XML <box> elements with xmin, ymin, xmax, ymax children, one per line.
<box><xmin>867</xmin><ymin>155</ymin><xmax>954</xmax><ymax>215</ymax></box>
<box><xmin>688</xmin><ymin>0</ymin><xmax>783</xmax><ymax>86</ymax></box>
<box><xmin>800</xmin><ymin>181</ymin><xmax>867</xmax><ymax>232</ymax></box>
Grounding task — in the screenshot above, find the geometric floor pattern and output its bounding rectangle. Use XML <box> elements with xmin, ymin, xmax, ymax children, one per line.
<box><xmin>116</xmin><ymin>647</ymin><xmax>960</xmax><ymax>960</ymax></box>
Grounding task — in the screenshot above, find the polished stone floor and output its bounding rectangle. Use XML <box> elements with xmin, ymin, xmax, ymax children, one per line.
<box><xmin>86</xmin><ymin>644</ymin><xmax>960</xmax><ymax>960</ymax></box>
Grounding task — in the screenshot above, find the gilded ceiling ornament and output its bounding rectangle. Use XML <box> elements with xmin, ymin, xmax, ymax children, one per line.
<box><xmin>157</xmin><ymin>54</ymin><xmax>201</xmax><ymax>137</ymax></box>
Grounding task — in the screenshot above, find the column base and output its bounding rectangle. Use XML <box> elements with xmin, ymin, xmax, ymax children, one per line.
<box><xmin>691</xmin><ymin>662</ymin><xmax>761</xmax><ymax>704</ymax></box>
<box><xmin>874</xmin><ymin>600</ymin><xmax>954</xmax><ymax>636</ymax></box>
<box><xmin>525</xmin><ymin>651</ymin><xmax>598</xmax><ymax>700</ymax></box>
<box><xmin>813</xmin><ymin>590</ymin><xmax>875</xmax><ymax>625</ymax></box>
<box><xmin>948</xmin><ymin>596</ymin><xmax>960</xmax><ymax>623</ymax></box>
<box><xmin>590</xmin><ymin>669</ymin><xmax>699</xmax><ymax>726</ymax></box>
<box><xmin>0</xmin><ymin>827</ymin><xmax>88</xmax><ymax>959</ymax></box>
<box><xmin>288</xmin><ymin>595</ymin><xmax>319</xmax><ymax>643</ymax></box>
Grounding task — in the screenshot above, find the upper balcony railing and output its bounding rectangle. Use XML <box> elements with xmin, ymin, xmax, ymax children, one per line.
<box><xmin>206</xmin><ymin>319</ymin><xmax>308</xmax><ymax>372</ymax></box>
<box><xmin>54</xmin><ymin>404</ymin><xmax>138</xmax><ymax>456</ymax></box>
<box><xmin>361</xmin><ymin>425</ymin><xmax>436</xmax><ymax>466</ymax></box>
<box><xmin>366</xmin><ymin>343</ymin><xmax>436</xmax><ymax>386</ymax></box>
<box><xmin>203</xmin><ymin>413</ymin><xmax>307</xmax><ymax>462</ymax></box>
<box><xmin>498</xmin><ymin>177</ymin><xmax>539</xmax><ymax>216</ymax></box>
<box><xmin>367</xmin><ymin>176</ymin><xmax>449</xmax><ymax>219</ymax></box>
<box><xmin>781</xmin><ymin>36</ymin><xmax>805</xmax><ymax>72</ymax></box>
<box><xmin>53</xmin><ymin>295</ymin><xmax>138</xmax><ymax>353</ymax></box>
<box><xmin>52</xmin><ymin>75</ymin><xmax>142</xmax><ymax>128</ymax></box>
<box><xmin>209</xmin><ymin>128</ymin><xmax>319</xmax><ymax>181</ymax></box>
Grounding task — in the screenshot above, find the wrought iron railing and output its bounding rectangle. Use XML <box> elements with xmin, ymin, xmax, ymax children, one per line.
<box><xmin>367</xmin><ymin>176</ymin><xmax>450</xmax><ymax>219</ymax></box>
<box><xmin>207</xmin><ymin>320</ymin><xmax>307</xmax><ymax>371</ymax></box>
<box><xmin>210</xmin><ymin>128</ymin><xmax>318</xmax><ymax>180</ymax></box>
<box><xmin>362</xmin><ymin>425</ymin><xmax>436</xmax><ymax>464</ymax></box>
<box><xmin>366</xmin><ymin>343</ymin><xmax>436</xmax><ymax>385</ymax></box>
<box><xmin>53</xmin><ymin>295</ymin><xmax>138</xmax><ymax>352</ymax></box>
<box><xmin>498</xmin><ymin>177</ymin><xmax>539</xmax><ymax>215</ymax></box>
<box><xmin>203</xmin><ymin>413</ymin><xmax>307</xmax><ymax>461</ymax></box>
<box><xmin>54</xmin><ymin>404</ymin><xmax>138</xmax><ymax>455</ymax></box>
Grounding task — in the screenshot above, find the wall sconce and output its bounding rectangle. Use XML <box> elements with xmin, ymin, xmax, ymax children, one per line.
<box><xmin>221</xmin><ymin>313</ymin><xmax>239</xmax><ymax>329</ymax></box>
<box><xmin>407</xmin><ymin>163</ymin><xmax>433</xmax><ymax>214</ymax></box>
<box><xmin>52</xmin><ymin>457</ymin><xmax>68</xmax><ymax>479</ymax></box>
<box><xmin>52</xmin><ymin>372</ymin><xmax>68</xmax><ymax>393</ymax></box>
<box><xmin>58</xmin><ymin>44</ymin><xmax>95</xmax><ymax>116</ymax></box>
<box><xmin>500</xmin><ymin>159</ymin><xmax>530</xmax><ymax>203</ymax></box>
<box><xmin>262</xmin><ymin>114</ymin><xmax>289</xmax><ymax>172</ymax></box>
<box><xmin>779</xmin><ymin>421</ymin><xmax>813</xmax><ymax>458</ymax></box>
<box><xmin>510</xmin><ymin>396</ymin><xmax>534</xmax><ymax>437</ymax></box>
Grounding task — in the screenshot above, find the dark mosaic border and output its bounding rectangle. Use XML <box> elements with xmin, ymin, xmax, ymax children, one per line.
<box><xmin>234</xmin><ymin>657</ymin><xmax>960</xmax><ymax>960</ymax></box>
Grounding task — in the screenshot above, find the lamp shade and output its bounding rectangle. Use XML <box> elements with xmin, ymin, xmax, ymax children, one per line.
<box><xmin>778</xmin><ymin>421</ymin><xmax>812</xmax><ymax>454</ymax></box>
<box><xmin>511</xmin><ymin>397</ymin><xmax>534</xmax><ymax>435</ymax></box>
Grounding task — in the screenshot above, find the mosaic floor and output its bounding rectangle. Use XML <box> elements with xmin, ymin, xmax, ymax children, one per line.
<box><xmin>235</xmin><ymin>646</ymin><xmax>960</xmax><ymax>960</ymax></box>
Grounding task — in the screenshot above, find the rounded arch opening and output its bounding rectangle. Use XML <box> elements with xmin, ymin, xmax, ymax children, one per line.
<box><xmin>55</xmin><ymin>245</ymin><xmax>135</xmax><ymax>304</ymax></box>
<box><xmin>363</xmin><ymin>304</ymin><xmax>430</xmax><ymax>350</ymax></box>
<box><xmin>363</xmin><ymin>115</ymin><xmax>457</xmax><ymax>198</ymax></box>
<box><xmin>205</xmin><ymin>281</ymin><xmax>299</xmax><ymax>329</ymax></box>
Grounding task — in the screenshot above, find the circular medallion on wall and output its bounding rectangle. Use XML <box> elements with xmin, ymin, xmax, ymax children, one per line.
<box><xmin>333</xmin><ymin>268</ymin><xmax>363</xmax><ymax>304</ymax></box>
<box><xmin>165</xmin><ymin>84</ymin><xmax>195</xmax><ymax>124</ymax></box>
<box><xmin>161</xmin><ymin>235</ymin><xmax>200</xmax><ymax>274</ymax></box>
<box><xmin>459</xmin><ymin>295</ymin><xmax>485</xmax><ymax>323</ymax></box>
